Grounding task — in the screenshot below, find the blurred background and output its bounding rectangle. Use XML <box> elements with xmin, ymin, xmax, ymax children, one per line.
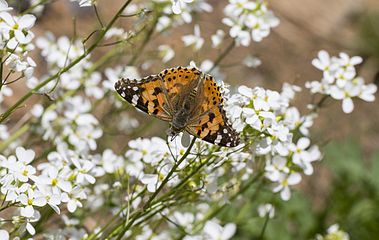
<box><xmin>5</xmin><ymin>0</ymin><xmax>379</xmax><ymax>239</ymax></box>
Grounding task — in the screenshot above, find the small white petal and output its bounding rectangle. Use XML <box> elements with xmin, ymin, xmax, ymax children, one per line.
<box><xmin>342</xmin><ymin>98</ymin><xmax>354</xmax><ymax>113</ymax></box>
<box><xmin>26</xmin><ymin>222</ymin><xmax>36</xmax><ymax>235</ymax></box>
<box><xmin>297</xmin><ymin>137</ymin><xmax>310</xmax><ymax>149</ymax></box>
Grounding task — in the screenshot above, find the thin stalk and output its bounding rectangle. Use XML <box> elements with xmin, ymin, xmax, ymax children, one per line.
<box><xmin>259</xmin><ymin>214</ymin><xmax>270</xmax><ymax>240</ymax></box>
<box><xmin>209</xmin><ymin>40</ymin><xmax>236</xmax><ymax>73</ymax></box>
<box><xmin>21</xmin><ymin>0</ymin><xmax>50</xmax><ymax>14</ymax></box>
<box><xmin>0</xmin><ymin>0</ymin><xmax>134</xmax><ymax>124</ymax></box>
<box><xmin>0</xmin><ymin>61</ymin><xmax>3</xmax><ymax>91</ymax></box>
<box><xmin>127</xmin><ymin>15</ymin><xmax>159</xmax><ymax>65</ymax></box>
<box><xmin>0</xmin><ymin>124</ymin><xmax>29</xmax><ymax>151</ymax></box>
<box><xmin>115</xmin><ymin>138</ymin><xmax>197</xmax><ymax>239</ymax></box>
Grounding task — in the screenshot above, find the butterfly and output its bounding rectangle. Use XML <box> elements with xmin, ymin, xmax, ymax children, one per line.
<box><xmin>114</xmin><ymin>66</ymin><xmax>240</xmax><ymax>147</ymax></box>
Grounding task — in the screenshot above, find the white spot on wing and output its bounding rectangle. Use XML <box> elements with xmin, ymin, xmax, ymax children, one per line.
<box><xmin>132</xmin><ymin>95</ymin><xmax>139</xmax><ymax>106</ymax></box>
<box><xmin>214</xmin><ymin>134</ymin><xmax>222</xmax><ymax>144</ymax></box>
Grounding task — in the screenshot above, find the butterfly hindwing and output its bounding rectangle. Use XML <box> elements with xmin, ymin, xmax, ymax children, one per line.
<box><xmin>186</xmin><ymin>74</ymin><xmax>240</xmax><ymax>147</ymax></box>
<box><xmin>187</xmin><ymin>106</ymin><xmax>240</xmax><ymax>147</ymax></box>
<box><xmin>115</xmin><ymin>76</ymin><xmax>172</xmax><ymax>121</ymax></box>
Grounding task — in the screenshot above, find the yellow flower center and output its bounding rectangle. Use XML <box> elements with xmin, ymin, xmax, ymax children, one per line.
<box><xmin>51</xmin><ymin>178</ymin><xmax>58</xmax><ymax>186</ymax></box>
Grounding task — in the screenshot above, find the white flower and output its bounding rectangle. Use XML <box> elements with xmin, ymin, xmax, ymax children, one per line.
<box><xmin>172</xmin><ymin>0</ymin><xmax>194</xmax><ymax>14</ymax></box>
<box><xmin>104</xmin><ymin>27</ymin><xmax>128</xmax><ymax>40</ymax></box>
<box><xmin>1</xmin><ymin>147</ymin><xmax>36</xmax><ymax>183</ymax></box>
<box><xmin>258</xmin><ymin>203</ymin><xmax>275</xmax><ymax>218</ymax></box>
<box><xmin>211</xmin><ymin>29</ymin><xmax>225</xmax><ymax>48</ymax></box>
<box><xmin>265</xmin><ymin>155</ymin><xmax>288</xmax><ymax>182</ymax></box>
<box><xmin>223</xmin><ymin>0</ymin><xmax>279</xmax><ymax>46</ymax></box>
<box><xmin>329</xmin><ymin>81</ymin><xmax>360</xmax><ymax>113</ymax></box>
<box><xmin>273</xmin><ymin>172</ymin><xmax>301</xmax><ymax>201</ymax></box>
<box><xmin>62</xmin><ymin>187</ymin><xmax>85</xmax><ymax>213</ymax></box>
<box><xmin>156</xmin><ymin>16</ymin><xmax>172</xmax><ymax>32</ymax></box>
<box><xmin>316</xmin><ymin>224</ymin><xmax>350</xmax><ymax>240</ymax></box>
<box><xmin>281</xmin><ymin>83</ymin><xmax>301</xmax><ymax>101</ymax></box>
<box><xmin>71</xmin><ymin>158</ymin><xmax>96</xmax><ymax>184</ymax></box>
<box><xmin>15</xmin><ymin>147</ymin><xmax>35</xmax><ymax>165</ymax></box>
<box><xmin>0</xmin><ymin>0</ymin><xmax>12</xmax><ymax>12</ymax></box>
<box><xmin>0</xmin><ymin>13</ymin><xmax>36</xmax><ymax>44</ymax></box>
<box><xmin>0</xmin><ymin>230</ymin><xmax>9</xmax><ymax>240</ymax></box>
<box><xmin>37</xmin><ymin>166</ymin><xmax>72</xmax><ymax>193</ymax></box>
<box><xmin>101</xmin><ymin>149</ymin><xmax>124</xmax><ymax>174</ymax></box>
<box><xmin>0</xmin><ymin>85</ymin><xmax>13</xmax><ymax>103</ymax></box>
<box><xmin>158</xmin><ymin>44</ymin><xmax>175</xmax><ymax>63</ymax></box>
<box><xmin>359</xmin><ymin>83</ymin><xmax>377</xmax><ymax>102</ymax></box>
<box><xmin>289</xmin><ymin>138</ymin><xmax>321</xmax><ymax>175</ymax></box>
<box><xmin>126</xmin><ymin>137</ymin><xmax>168</xmax><ymax>165</ymax></box>
<box><xmin>71</xmin><ymin>0</ymin><xmax>96</xmax><ymax>7</ymax></box>
<box><xmin>307</xmin><ymin>51</ymin><xmax>377</xmax><ymax>114</ymax></box>
<box><xmin>171</xmin><ymin>212</ymin><xmax>195</xmax><ymax>231</ymax></box>
<box><xmin>4</xmin><ymin>54</ymin><xmax>36</xmax><ymax>77</ymax></box>
<box><xmin>243</xmin><ymin>55</ymin><xmax>262</xmax><ymax>68</ymax></box>
<box><xmin>33</xmin><ymin>185</ymin><xmax>62</xmax><ymax>214</ymax></box>
<box><xmin>68</xmin><ymin>125</ymin><xmax>103</xmax><ymax>151</ymax></box>
<box><xmin>84</xmin><ymin>72</ymin><xmax>104</xmax><ymax>99</ymax></box>
<box><xmin>103</xmin><ymin>66</ymin><xmax>140</xmax><ymax>91</ymax></box>
<box><xmin>18</xmin><ymin>189</ymin><xmax>47</xmax><ymax>218</ymax></box>
<box><xmin>203</xmin><ymin>220</ymin><xmax>236</xmax><ymax>240</ymax></box>
<box><xmin>290</xmin><ymin>137</ymin><xmax>311</xmax><ymax>165</ymax></box>
<box><xmin>182</xmin><ymin>24</ymin><xmax>204</xmax><ymax>51</ymax></box>
<box><xmin>141</xmin><ymin>174</ymin><xmax>160</xmax><ymax>192</ymax></box>
<box><xmin>311</xmin><ymin>50</ymin><xmax>339</xmax><ymax>82</ymax></box>
<box><xmin>0</xmin><ymin>124</ymin><xmax>9</xmax><ymax>140</ymax></box>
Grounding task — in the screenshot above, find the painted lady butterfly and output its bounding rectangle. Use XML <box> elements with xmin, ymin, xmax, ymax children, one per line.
<box><xmin>114</xmin><ymin>66</ymin><xmax>240</xmax><ymax>147</ymax></box>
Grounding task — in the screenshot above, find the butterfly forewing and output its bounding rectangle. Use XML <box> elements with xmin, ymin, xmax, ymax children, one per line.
<box><xmin>115</xmin><ymin>75</ymin><xmax>172</xmax><ymax>121</ymax></box>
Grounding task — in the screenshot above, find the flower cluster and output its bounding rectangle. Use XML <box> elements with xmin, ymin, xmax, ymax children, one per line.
<box><xmin>306</xmin><ymin>51</ymin><xmax>377</xmax><ymax>113</ymax></box>
<box><xmin>0</xmin><ymin>0</ymin><xmax>36</xmax><ymax>81</ymax></box>
<box><xmin>150</xmin><ymin>0</ymin><xmax>212</xmax><ymax>32</ymax></box>
<box><xmin>223</xmin><ymin>0</ymin><xmax>279</xmax><ymax>46</ymax></box>
<box><xmin>28</xmin><ymin>33</ymin><xmax>92</xmax><ymax>95</ymax></box>
<box><xmin>225</xmin><ymin>84</ymin><xmax>321</xmax><ymax>200</ymax></box>
<box><xmin>31</xmin><ymin>96</ymin><xmax>103</xmax><ymax>154</ymax></box>
<box><xmin>0</xmin><ymin>147</ymin><xmax>99</xmax><ymax>236</ymax></box>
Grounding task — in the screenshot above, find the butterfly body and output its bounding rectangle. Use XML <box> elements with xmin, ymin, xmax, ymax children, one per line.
<box><xmin>115</xmin><ymin>66</ymin><xmax>240</xmax><ymax>147</ymax></box>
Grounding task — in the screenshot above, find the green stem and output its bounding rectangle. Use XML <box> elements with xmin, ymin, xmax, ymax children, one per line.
<box><xmin>209</xmin><ymin>40</ymin><xmax>236</xmax><ymax>73</ymax></box>
<box><xmin>0</xmin><ymin>0</ymin><xmax>134</xmax><ymax>124</ymax></box>
<box><xmin>259</xmin><ymin>214</ymin><xmax>270</xmax><ymax>240</ymax></box>
<box><xmin>0</xmin><ymin>124</ymin><xmax>29</xmax><ymax>152</ymax></box>
<box><xmin>21</xmin><ymin>0</ymin><xmax>50</xmax><ymax>14</ymax></box>
<box><xmin>127</xmin><ymin>15</ymin><xmax>159</xmax><ymax>65</ymax></box>
<box><xmin>0</xmin><ymin>60</ymin><xmax>3</xmax><ymax>91</ymax></box>
<box><xmin>151</xmin><ymin>153</ymin><xmax>217</xmax><ymax>207</ymax></box>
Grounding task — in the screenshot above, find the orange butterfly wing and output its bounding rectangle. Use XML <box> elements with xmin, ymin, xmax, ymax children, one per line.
<box><xmin>186</xmin><ymin>75</ymin><xmax>240</xmax><ymax>147</ymax></box>
<box><xmin>115</xmin><ymin>75</ymin><xmax>172</xmax><ymax>121</ymax></box>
